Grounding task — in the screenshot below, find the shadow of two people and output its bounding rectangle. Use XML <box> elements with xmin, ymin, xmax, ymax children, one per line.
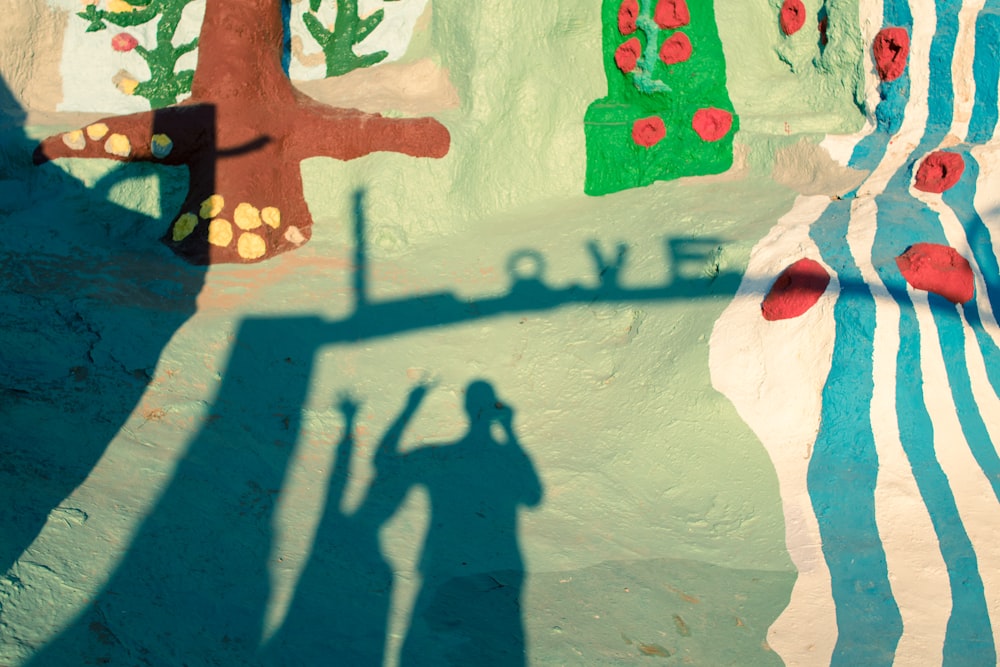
<box><xmin>272</xmin><ymin>378</ymin><xmax>543</xmax><ymax>667</ymax></box>
<box><xmin>25</xmin><ymin>312</ymin><xmax>542</xmax><ymax>666</ymax></box>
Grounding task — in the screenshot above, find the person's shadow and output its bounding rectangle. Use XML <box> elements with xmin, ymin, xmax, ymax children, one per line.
<box><xmin>371</xmin><ymin>380</ymin><xmax>544</xmax><ymax>667</ymax></box>
<box><xmin>262</xmin><ymin>379</ymin><xmax>544</xmax><ymax>666</ymax></box>
<box><xmin>260</xmin><ymin>394</ymin><xmax>394</xmax><ymax>666</ymax></box>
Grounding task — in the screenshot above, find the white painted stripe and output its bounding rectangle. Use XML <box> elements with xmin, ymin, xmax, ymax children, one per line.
<box><xmin>918</xmin><ymin>193</ymin><xmax>1000</xmax><ymax>453</ymax></box>
<box><xmin>709</xmin><ymin>195</ymin><xmax>839</xmax><ymax>667</ymax></box>
<box><xmin>918</xmin><ymin>0</ymin><xmax>1000</xmax><ymax>355</ymax></box>
<box><xmin>911</xmin><ymin>288</ymin><xmax>1000</xmax><ymax>654</ymax></box>
<box><xmin>912</xmin><ymin>0</ymin><xmax>1000</xmax><ymax>459</ymax></box>
<box><xmin>948</xmin><ymin>0</ymin><xmax>988</xmax><ymax>143</ymax></box>
<box><xmin>956</xmin><ymin>305</ymin><xmax>1000</xmax><ymax>667</ymax></box>
<box><xmin>843</xmin><ymin>2</ymin><xmax>957</xmax><ymax>660</ymax></box>
<box><xmin>852</xmin><ymin>198</ymin><xmax>951</xmax><ymax>667</ymax></box>
<box><xmin>969</xmin><ymin>142</ymin><xmax>1000</xmax><ymax>351</ymax></box>
<box><xmin>856</xmin><ymin>0</ymin><xmax>936</xmax><ymax>200</ymax></box>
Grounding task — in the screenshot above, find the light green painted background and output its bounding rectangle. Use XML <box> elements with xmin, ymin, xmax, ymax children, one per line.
<box><xmin>0</xmin><ymin>0</ymin><xmax>865</xmax><ymax>663</ymax></box>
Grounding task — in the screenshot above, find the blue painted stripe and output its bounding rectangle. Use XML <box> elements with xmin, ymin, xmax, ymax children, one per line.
<box><xmin>866</xmin><ymin>1</ymin><xmax>996</xmax><ymax>661</ymax></box>
<box><xmin>894</xmin><ymin>294</ymin><xmax>995</xmax><ymax>667</ymax></box>
<box><xmin>803</xmin><ymin>250</ymin><xmax>902</xmax><ymax>665</ymax></box>
<box><xmin>923</xmin><ymin>153</ymin><xmax>1000</xmax><ymax>510</ymax></box>
<box><xmin>967</xmin><ymin>3</ymin><xmax>1000</xmax><ymax>144</ymax></box>
<box><xmin>849</xmin><ymin>1</ymin><xmax>914</xmax><ymax>176</ymax></box>
<box><xmin>809</xmin><ymin>0</ymin><xmax>1000</xmax><ymax>662</ymax></box>
<box><xmin>945</xmin><ymin>152</ymin><xmax>1000</xmax><ymax>398</ymax></box>
<box><xmin>932</xmin><ymin>297</ymin><xmax>1000</xmax><ymax>502</ymax></box>
<box><xmin>806</xmin><ymin>1</ymin><xmax>914</xmax><ymax>662</ymax></box>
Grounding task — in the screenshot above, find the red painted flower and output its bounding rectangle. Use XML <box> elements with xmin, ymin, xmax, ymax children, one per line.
<box><xmin>659</xmin><ymin>31</ymin><xmax>692</xmax><ymax>65</ymax></box>
<box><xmin>111</xmin><ymin>33</ymin><xmax>139</xmax><ymax>53</ymax></box>
<box><xmin>914</xmin><ymin>151</ymin><xmax>965</xmax><ymax>193</ymax></box>
<box><xmin>761</xmin><ymin>258</ymin><xmax>830</xmax><ymax>321</ymax></box>
<box><xmin>780</xmin><ymin>0</ymin><xmax>807</xmax><ymax>36</ymax></box>
<box><xmin>654</xmin><ymin>0</ymin><xmax>690</xmax><ymax>29</ymax></box>
<box><xmin>896</xmin><ymin>243</ymin><xmax>975</xmax><ymax>304</ymax></box>
<box><xmin>618</xmin><ymin>0</ymin><xmax>639</xmax><ymax>35</ymax></box>
<box><xmin>632</xmin><ymin>116</ymin><xmax>666</xmax><ymax>147</ymax></box>
<box><xmin>692</xmin><ymin>108</ymin><xmax>733</xmax><ymax>142</ymax></box>
<box><xmin>873</xmin><ymin>27</ymin><xmax>909</xmax><ymax>81</ymax></box>
<box><xmin>615</xmin><ymin>38</ymin><xmax>642</xmax><ymax>73</ymax></box>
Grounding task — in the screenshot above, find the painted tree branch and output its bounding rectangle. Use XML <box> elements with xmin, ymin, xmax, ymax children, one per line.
<box><xmin>36</xmin><ymin>0</ymin><xmax>450</xmax><ymax>265</ymax></box>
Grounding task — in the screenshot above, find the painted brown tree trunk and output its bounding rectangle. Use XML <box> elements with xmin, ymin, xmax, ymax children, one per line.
<box><xmin>35</xmin><ymin>0</ymin><xmax>450</xmax><ymax>264</ymax></box>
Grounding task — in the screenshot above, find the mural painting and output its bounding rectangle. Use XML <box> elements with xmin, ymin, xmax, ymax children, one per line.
<box><xmin>74</xmin><ymin>0</ymin><xmax>201</xmax><ymax>110</ymax></box>
<box><xmin>584</xmin><ymin>0</ymin><xmax>738</xmax><ymax>194</ymax></box>
<box><xmin>38</xmin><ymin>0</ymin><xmax>447</xmax><ymax>264</ymax></box>
<box><xmin>713</xmin><ymin>0</ymin><xmax>1000</xmax><ymax>664</ymax></box>
<box><xmin>3</xmin><ymin>0</ymin><xmax>1000</xmax><ymax>665</ymax></box>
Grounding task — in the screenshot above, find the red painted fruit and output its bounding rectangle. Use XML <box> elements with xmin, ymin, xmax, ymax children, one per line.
<box><xmin>761</xmin><ymin>258</ymin><xmax>831</xmax><ymax>321</ymax></box>
<box><xmin>780</xmin><ymin>0</ymin><xmax>807</xmax><ymax>35</ymax></box>
<box><xmin>873</xmin><ymin>27</ymin><xmax>910</xmax><ymax>81</ymax></box>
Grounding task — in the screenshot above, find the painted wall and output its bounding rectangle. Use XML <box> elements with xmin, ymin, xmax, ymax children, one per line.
<box><xmin>5</xmin><ymin>0</ymin><xmax>995</xmax><ymax>665</ymax></box>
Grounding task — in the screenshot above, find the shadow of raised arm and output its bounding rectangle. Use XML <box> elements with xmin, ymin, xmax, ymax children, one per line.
<box><xmin>373</xmin><ymin>382</ymin><xmax>431</xmax><ymax>466</ymax></box>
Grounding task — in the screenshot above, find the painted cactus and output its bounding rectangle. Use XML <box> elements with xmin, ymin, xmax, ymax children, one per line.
<box><xmin>302</xmin><ymin>0</ymin><xmax>401</xmax><ymax>77</ymax></box>
<box><xmin>584</xmin><ymin>0</ymin><xmax>738</xmax><ymax>195</ymax></box>
<box><xmin>38</xmin><ymin>0</ymin><xmax>450</xmax><ymax>265</ymax></box>
<box><xmin>77</xmin><ymin>0</ymin><xmax>199</xmax><ymax>109</ymax></box>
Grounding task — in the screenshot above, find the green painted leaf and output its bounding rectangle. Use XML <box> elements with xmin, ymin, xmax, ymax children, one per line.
<box><xmin>355</xmin><ymin>10</ymin><xmax>384</xmax><ymax>42</ymax></box>
<box><xmin>303</xmin><ymin>12</ymin><xmax>331</xmax><ymax>45</ymax></box>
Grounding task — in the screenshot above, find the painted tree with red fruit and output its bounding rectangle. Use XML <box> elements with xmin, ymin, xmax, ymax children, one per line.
<box><xmin>34</xmin><ymin>0</ymin><xmax>450</xmax><ymax>264</ymax></box>
<box><xmin>584</xmin><ymin>0</ymin><xmax>737</xmax><ymax>195</ymax></box>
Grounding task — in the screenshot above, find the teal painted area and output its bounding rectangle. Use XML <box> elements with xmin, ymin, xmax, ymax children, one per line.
<box><xmin>968</xmin><ymin>3</ymin><xmax>1000</xmax><ymax>143</ymax></box>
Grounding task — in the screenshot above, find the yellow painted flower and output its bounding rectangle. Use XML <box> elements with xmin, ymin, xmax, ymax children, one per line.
<box><xmin>234</xmin><ymin>202</ymin><xmax>262</xmax><ymax>230</ymax></box>
<box><xmin>107</xmin><ymin>0</ymin><xmax>140</xmax><ymax>12</ymax></box>
<box><xmin>112</xmin><ymin>70</ymin><xmax>139</xmax><ymax>96</ymax></box>
<box><xmin>172</xmin><ymin>213</ymin><xmax>198</xmax><ymax>242</ymax></box>
<box><xmin>62</xmin><ymin>130</ymin><xmax>86</xmax><ymax>151</ymax></box>
<box><xmin>104</xmin><ymin>133</ymin><xmax>131</xmax><ymax>157</ymax></box>
<box><xmin>86</xmin><ymin>123</ymin><xmax>109</xmax><ymax>141</ymax></box>
<box><xmin>261</xmin><ymin>206</ymin><xmax>281</xmax><ymax>229</ymax></box>
<box><xmin>237</xmin><ymin>233</ymin><xmax>267</xmax><ymax>260</ymax></box>
<box><xmin>200</xmin><ymin>194</ymin><xmax>225</xmax><ymax>219</ymax></box>
<box><xmin>208</xmin><ymin>219</ymin><xmax>233</xmax><ymax>247</ymax></box>
<box><xmin>150</xmin><ymin>134</ymin><xmax>173</xmax><ymax>159</ymax></box>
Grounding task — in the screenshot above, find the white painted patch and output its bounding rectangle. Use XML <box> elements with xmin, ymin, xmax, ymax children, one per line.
<box><xmin>286</xmin><ymin>0</ymin><xmax>431</xmax><ymax>81</ymax></box>
<box><xmin>911</xmin><ymin>288</ymin><xmax>1000</xmax><ymax>654</ymax></box>
<box><xmin>948</xmin><ymin>0</ymin><xmax>987</xmax><ymax>141</ymax></box>
<box><xmin>48</xmin><ymin>0</ymin><xmax>205</xmax><ymax>113</ymax></box>
<box><xmin>48</xmin><ymin>0</ymin><xmax>428</xmax><ymax>112</ymax></box>
<box><xmin>709</xmin><ymin>194</ymin><xmax>839</xmax><ymax>666</ymax></box>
